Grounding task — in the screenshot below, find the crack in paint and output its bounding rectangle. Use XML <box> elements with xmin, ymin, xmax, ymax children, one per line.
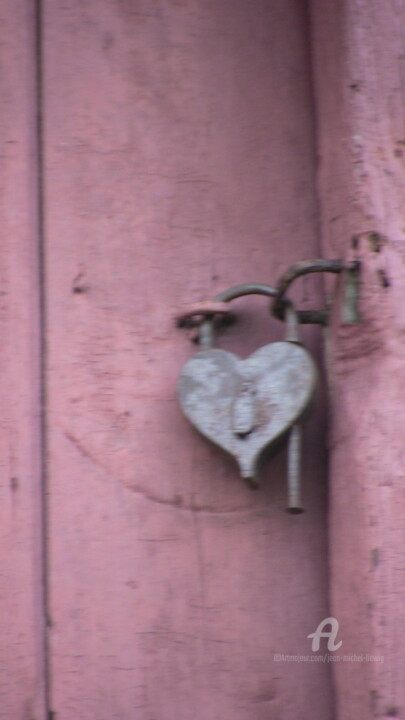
<box><xmin>61</xmin><ymin>427</ymin><xmax>259</xmax><ymax>516</ymax></box>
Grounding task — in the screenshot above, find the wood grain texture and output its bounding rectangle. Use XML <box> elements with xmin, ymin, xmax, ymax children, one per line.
<box><xmin>43</xmin><ymin>1</ymin><xmax>332</xmax><ymax>717</ymax></box>
<box><xmin>0</xmin><ymin>1</ymin><xmax>46</xmax><ymax>717</ymax></box>
<box><xmin>310</xmin><ymin>1</ymin><xmax>405</xmax><ymax>717</ymax></box>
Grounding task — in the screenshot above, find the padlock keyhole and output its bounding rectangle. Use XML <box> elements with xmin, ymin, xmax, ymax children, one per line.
<box><xmin>232</xmin><ymin>380</ymin><xmax>257</xmax><ymax>439</ymax></box>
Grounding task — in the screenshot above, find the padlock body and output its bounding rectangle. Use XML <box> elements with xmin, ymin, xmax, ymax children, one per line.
<box><xmin>178</xmin><ymin>341</ymin><xmax>317</xmax><ymax>482</ymax></box>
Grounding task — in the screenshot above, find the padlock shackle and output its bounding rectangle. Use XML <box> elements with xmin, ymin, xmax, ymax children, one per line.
<box><xmin>215</xmin><ymin>282</ymin><xmax>277</xmax><ymax>303</ymax></box>
<box><xmin>199</xmin><ymin>283</ymin><xmax>278</xmax><ymax>349</ymax></box>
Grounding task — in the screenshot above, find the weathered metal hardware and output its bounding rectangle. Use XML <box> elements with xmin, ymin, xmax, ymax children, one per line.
<box><xmin>271</xmin><ymin>258</ymin><xmax>361</xmax><ymax>325</ymax></box>
<box><xmin>341</xmin><ymin>262</ymin><xmax>361</xmax><ymax>324</ymax></box>
<box><xmin>177</xmin><ymin>285</ymin><xmax>317</xmax><ymax>511</ymax></box>
<box><xmin>176</xmin><ymin>259</ymin><xmax>361</xmax><ymax>511</ymax></box>
<box><xmin>176</xmin><ymin>259</ymin><xmax>361</xmax><ymax>341</ymax></box>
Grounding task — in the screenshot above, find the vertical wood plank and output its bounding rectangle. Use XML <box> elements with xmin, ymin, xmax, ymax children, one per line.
<box><xmin>0</xmin><ymin>1</ymin><xmax>46</xmax><ymax>717</ymax></box>
<box><xmin>43</xmin><ymin>2</ymin><xmax>332</xmax><ymax>718</ymax></box>
<box><xmin>310</xmin><ymin>1</ymin><xmax>405</xmax><ymax>717</ymax></box>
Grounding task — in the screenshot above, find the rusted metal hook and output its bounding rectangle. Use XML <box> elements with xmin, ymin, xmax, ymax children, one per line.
<box><xmin>271</xmin><ymin>258</ymin><xmax>360</xmax><ymax>324</ymax></box>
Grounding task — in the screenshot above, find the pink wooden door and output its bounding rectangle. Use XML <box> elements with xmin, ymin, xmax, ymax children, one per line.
<box><xmin>1</xmin><ymin>1</ymin><xmax>332</xmax><ymax>718</ymax></box>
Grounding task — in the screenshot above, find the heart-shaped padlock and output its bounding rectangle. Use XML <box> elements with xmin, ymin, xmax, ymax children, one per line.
<box><xmin>177</xmin><ymin>284</ymin><xmax>317</xmax><ymax>507</ymax></box>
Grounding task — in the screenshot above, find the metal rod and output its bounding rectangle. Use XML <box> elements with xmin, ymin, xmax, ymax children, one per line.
<box><xmin>285</xmin><ymin>305</ymin><xmax>300</xmax><ymax>343</ymax></box>
<box><xmin>198</xmin><ymin>319</ymin><xmax>215</xmax><ymax>349</ymax></box>
<box><xmin>287</xmin><ymin>424</ymin><xmax>303</xmax><ymax>513</ymax></box>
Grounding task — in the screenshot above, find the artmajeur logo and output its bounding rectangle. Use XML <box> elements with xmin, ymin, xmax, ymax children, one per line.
<box><xmin>273</xmin><ymin>617</ymin><xmax>384</xmax><ymax>663</ymax></box>
<box><xmin>307</xmin><ymin>617</ymin><xmax>342</xmax><ymax>652</ymax></box>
